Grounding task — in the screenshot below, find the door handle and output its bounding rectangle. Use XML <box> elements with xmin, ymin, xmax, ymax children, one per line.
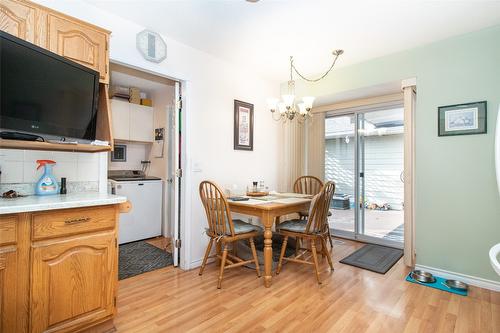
<box><xmin>138</xmin><ymin>183</ymin><xmax>144</xmax><ymax>186</ymax></box>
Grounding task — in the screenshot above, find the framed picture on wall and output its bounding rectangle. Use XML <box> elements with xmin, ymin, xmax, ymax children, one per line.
<box><xmin>234</xmin><ymin>100</ymin><xmax>254</xmax><ymax>151</ymax></box>
<box><xmin>438</xmin><ymin>101</ymin><xmax>487</xmax><ymax>136</ymax></box>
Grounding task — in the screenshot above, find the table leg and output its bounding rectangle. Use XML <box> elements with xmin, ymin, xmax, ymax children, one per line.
<box><xmin>262</xmin><ymin>212</ymin><xmax>273</xmax><ymax>287</ymax></box>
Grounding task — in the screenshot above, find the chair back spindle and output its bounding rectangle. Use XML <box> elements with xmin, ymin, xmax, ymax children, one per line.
<box><xmin>199</xmin><ymin>181</ymin><xmax>235</xmax><ymax>237</ymax></box>
<box><xmin>306</xmin><ymin>181</ymin><xmax>336</xmax><ymax>234</ymax></box>
<box><xmin>294</xmin><ymin>176</ymin><xmax>323</xmax><ymax>195</ymax></box>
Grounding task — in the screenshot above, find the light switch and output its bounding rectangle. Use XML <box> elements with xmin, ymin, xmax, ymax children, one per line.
<box><xmin>192</xmin><ymin>161</ymin><xmax>202</xmax><ymax>172</ymax></box>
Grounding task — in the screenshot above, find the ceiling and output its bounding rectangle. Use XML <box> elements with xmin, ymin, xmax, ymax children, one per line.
<box><xmin>88</xmin><ymin>0</ymin><xmax>500</xmax><ymax>83</ymax></box>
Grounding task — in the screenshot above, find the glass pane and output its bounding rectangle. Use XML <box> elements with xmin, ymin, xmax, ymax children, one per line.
<box><xmin>358</xmin><ymin>107</ymin><xmax>404</xmax><ymax>243</ymax></box>
<box><xmin>325</xmin><ymin>114</ymin><xmax>356</xmax><ymax>233</ymax></box>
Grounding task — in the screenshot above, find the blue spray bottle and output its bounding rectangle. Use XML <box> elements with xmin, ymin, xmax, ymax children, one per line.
<box><xmin>35</xmin><ymin>160</ymin><xmax>59</xmax><ymax>195</ymax></box>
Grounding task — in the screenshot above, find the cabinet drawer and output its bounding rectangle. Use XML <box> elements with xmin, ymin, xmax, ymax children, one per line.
<box><xmin>32</xmin><ymin>206</ymin><xmax>116</xmax><ymax>240</ymax></box>
<box><xmin>0</xmin><ymin>215</ymin><xmax>17</xmax><ymax>246</ymax></box>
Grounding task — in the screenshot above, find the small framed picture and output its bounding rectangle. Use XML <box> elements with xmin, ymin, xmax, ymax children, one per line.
<box><xmin>438</xmin><ymin>101</ymin><xmax>487</xmax><ymax>136</ymax></box>
<box><xmin>234</xmin><ymin>100</ymin><xmax>254</xmax><ymax>151</ymax></box>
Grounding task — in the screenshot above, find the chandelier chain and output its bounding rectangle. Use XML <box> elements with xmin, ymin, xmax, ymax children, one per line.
<box><xmin>290</xmin><ymin>51</ymin><xmax>342</xmax><ymax>83</ymax></box>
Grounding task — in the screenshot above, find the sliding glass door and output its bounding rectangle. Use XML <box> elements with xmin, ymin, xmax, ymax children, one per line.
<box><xmin>325</xmin><ymin>106</ymin><xmax>404</xmax><ymax>248</ymax></box>
<box><xmin>325</xmin><ymin>114</ymin><xmax>356</xmax><ymax>236</ymax></box>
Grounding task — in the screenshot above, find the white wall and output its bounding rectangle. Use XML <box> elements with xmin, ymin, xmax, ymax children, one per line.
<box><xmin>33</xmin><ymin>0</ymin><xmax>280</xmax><ymax>269</ymax></box>
<box><xmin>108</xmin><ymin>142</ymin><xmax>149</xmax><ymax>171</ymax></box>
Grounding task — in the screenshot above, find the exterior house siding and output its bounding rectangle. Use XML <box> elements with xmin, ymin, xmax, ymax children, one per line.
<box><xmin>325</xmin><ymin>133</ymin><xmax>404</xmax><ymax>210</ymax></box>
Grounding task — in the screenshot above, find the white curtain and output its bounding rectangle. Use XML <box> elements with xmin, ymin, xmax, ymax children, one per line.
<box><xmin>403</xmin><ymin>85</ymin><xmax>416</xmax><ymax>267</ymax></box>
<box><xmin>306</xmin><ymin>112</ymin><xmax>326</xmax><ymax>180</ymax></box>
<box><xmin>278</xmin><ymin>119</ymin><xmax>305</xmax><ymax>192</ymax></box>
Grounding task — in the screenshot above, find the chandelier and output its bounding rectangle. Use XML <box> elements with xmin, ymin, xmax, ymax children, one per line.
<box><xmin>267</xmin><ymin>50</ymin><xmax>344</xmax><ymax>122</ymax></box>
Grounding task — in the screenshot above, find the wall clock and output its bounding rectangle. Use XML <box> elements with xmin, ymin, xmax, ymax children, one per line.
<box><xmin>136</xmin><ymin>30</ymin><xmax>167</xmax><ymax>63</ymax></box>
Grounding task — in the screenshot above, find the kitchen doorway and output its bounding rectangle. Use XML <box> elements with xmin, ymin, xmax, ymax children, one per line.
<box><xmin>108</xmin><ymin>62</ymin><xmax>184</xmax><ymax>272</ymax></box>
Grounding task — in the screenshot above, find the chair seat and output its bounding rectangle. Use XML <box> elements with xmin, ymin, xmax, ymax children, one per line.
<box><xmin>230</xmin><ymin>219</ymin><xmax>262</xmax><ymax>235</ymax></box>
<box><xmin>299</xmin><ymin>210</ymin><xmax>332</xmax><ymax>217</ymax></box>
<box><xmin>277</xmin><ymin>219</ymin><xmax>307</xmax><ymax>233</ymax></box>
<box><xmin>205</xmin><ymin>219</ymin><xmax>262</xmax><ymax>236</ymax></box>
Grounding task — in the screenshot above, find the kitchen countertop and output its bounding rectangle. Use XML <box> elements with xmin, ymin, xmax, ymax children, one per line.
<box><xmin>0</xmin><ymin>192</ymin><xmax>127</xmax><ymax>214</ymax></box>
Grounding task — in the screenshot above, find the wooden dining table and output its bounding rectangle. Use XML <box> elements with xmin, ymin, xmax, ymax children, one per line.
<box><xmin>228</xmin><ymin>196</ymin><xmax>312</xmax><ymax>287</ymax></box>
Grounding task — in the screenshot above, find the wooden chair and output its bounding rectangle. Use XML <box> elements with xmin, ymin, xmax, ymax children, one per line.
<box><xmin>276</xmin><ymin>181</ymin><xmax>336</xmax><ymax>284</ymax></box>
<box><xmin>293</xmin><ymin>176</ymin><xmax>334</xmax><ymax>247</ymax></box>
<box><xmin>198</xmin><ymin>180</ymin><xmax>261</xmax><ymax>288</ymax></box>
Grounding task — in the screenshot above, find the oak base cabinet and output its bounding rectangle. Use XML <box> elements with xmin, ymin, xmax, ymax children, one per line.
<box><xmin>0</xmin><ymin>247</ymin><xmax>18</xmax><ymax>332</ymax></box>
<box><xmin>0</xmin><ymin>204</ymin><xmax>121</xmax><ymax>333</ymax></box>
<box><xmin>0</xmin><ymin>213</ymin><xmax>27</xmax><ymax>333</ymax></box>
<box><xmin>31</xmin><ymin>232</ymin><xmax>116</xmax><ymax>333</ymax></box>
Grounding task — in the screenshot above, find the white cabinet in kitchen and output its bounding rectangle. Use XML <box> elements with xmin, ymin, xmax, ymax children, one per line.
<box><xmin>111</xmin><ymin>99</ymin><xmax>154</xmax><ymax>142</ymax></box>
<box><xmin>130</xmin><ymin>104</ymin><xmax>154</xmax><ymax>142</ymax></box>
<box><xmin>111</xmin><ymin>99</ymin><xmax>130</xmax><ymax>141</ymax></box>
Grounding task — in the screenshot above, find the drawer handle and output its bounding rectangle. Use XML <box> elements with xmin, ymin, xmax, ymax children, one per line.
<box><xmin>64</xmin><ymin>217</ymin><xmax>91</xmax><ymax>225</ymax></box>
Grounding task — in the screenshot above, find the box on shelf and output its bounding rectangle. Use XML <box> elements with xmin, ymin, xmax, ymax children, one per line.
<box><xmin>129</xmin><ymin>87</ymin><xmax>141</xmax><ymax>104</ymax></box>
<box><xmin>141</xmin><ymin>98</ymin><xmax>153</xmax><ymax>107</ymax></box>
<box><xmin>109</xmin><ymin>85</ymin><xmax>130</xmax><ymax>99</ymax></box>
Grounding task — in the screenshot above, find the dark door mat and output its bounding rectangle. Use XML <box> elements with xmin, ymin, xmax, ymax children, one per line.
<box><xmin>253</xmin><ymin>234</ymin><xmax>296</xmax><ymax>262</ymax></box>
<box><xmin>339</xmin><ymin>244</ymin><xmax>403</xmax><ymax>274</ymax></box>
<box><xmin>235</xmin><ymin>234</ymin><xmax>296</xmax><ymax>270</ymax></box>
<box><xmin>119</xmin><ymin>240</ymin><xmax>173</xmax><ymax>280</ymax></box>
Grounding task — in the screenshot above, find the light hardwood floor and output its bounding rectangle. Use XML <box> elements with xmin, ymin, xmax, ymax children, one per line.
<box><xmin>115</xmin><ymin>238</ymin><xmax>499</xmax><ymax>332</ymax></box>
<box><xmin>145</xmin><ymin>236</ymin><xmax>173</xmax><ymax>253</ymax></box>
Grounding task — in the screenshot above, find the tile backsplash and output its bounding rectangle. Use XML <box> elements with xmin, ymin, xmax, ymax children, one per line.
<box><xmin>0</xmin><ymin>181</ymin><xmax>98</xmax><ymax>196</ymax></box>
<box><xmin>0</xmin><ymin>149</ymin><xmax>101</xmax><ymax>184</ymax></box>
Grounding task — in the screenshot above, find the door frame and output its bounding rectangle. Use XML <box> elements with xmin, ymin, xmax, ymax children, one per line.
<box><xmin>108</xmin><ymin>60</ymin><xmax>187</xmax><ymax>268</ymax></box>
<box><xmin>325</xmin><ymin>98</ymin><xmax>407</xmax><ymax>249</ymax></box>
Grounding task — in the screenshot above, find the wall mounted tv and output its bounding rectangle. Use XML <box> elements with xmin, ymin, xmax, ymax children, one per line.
<box><xmin>0</xmin><ymin>31</ymin><xmax>99</xmax><ymax>142</ymax></box>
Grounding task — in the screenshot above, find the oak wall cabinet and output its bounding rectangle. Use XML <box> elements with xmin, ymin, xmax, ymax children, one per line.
<box><xmin>0</xmin><ymin>0</ymin><xmax>113</xmax><ymax>152</ymax></box>
<box><xmin>0</xmin><ymin>0</ymin><xmax>36</xmax><ymax>43</ymax></box>
<box><xmin>47</xmin><ymin>14</ymin><xmax>109</xmax><ymax>83</ymax></box>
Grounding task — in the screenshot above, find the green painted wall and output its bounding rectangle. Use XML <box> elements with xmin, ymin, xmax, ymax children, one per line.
<box><xmin>294</xmin><ymin>25</ymin><xmax>500</xmax><ymax>281</ymax></box>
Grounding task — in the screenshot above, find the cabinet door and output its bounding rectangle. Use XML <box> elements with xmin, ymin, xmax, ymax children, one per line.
<box><xmin>129</xmin><ymin>104</ymin><xmax>154</xmax><ymax>142</ymax></box>
<box><xmin>0</xmin><ymin>0</ymin><xmax>36</xmax><ymax>42</ymax></box>
<box><xmin>111</xmin><ymin>99</ymin><xmax>131</xmax><ymax>141</ymax></box>
<box><xmin>31</xmin><ymin>232</ymin><xmax>117</xmax><ymax>333</ymax></box>
<box><xmin>47</xmin><ymin>14</ymin><xmax>109</xmax><ymax>83</ymax></box>
<box><xmin>0</xmin><ymin>248</ymin><xmax>18</xmax><ymax>333</ymax></box>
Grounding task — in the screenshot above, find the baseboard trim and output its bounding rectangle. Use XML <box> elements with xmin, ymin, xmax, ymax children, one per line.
<box><xmin>414</xmin><ymin>264</ymin><xmax>500</xmax><ymax>292</ymax></box>
<box><xmin>190</xmin><ymin>256</ymin><xmax>215</xmax><ymax>270</ymax></box>
<box><xmin>190</xmin><ymin>258</ymin><xmax>203</xmax><ymax>269</ymax></box>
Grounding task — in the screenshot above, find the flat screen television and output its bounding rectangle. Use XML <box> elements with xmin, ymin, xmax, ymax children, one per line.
<box><xmin>0</xmin><ymin>31</ymin><xmax>99</xmax><ymax>142</ymax></box>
